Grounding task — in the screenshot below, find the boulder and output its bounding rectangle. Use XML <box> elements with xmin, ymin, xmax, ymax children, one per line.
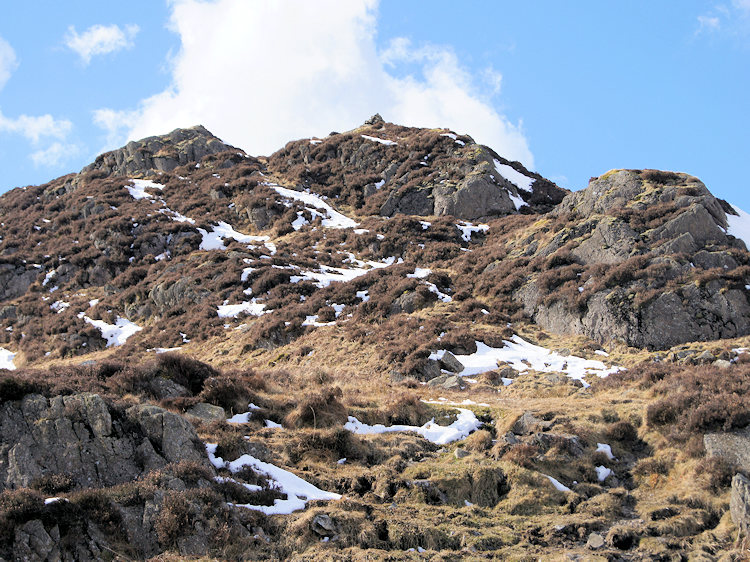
<box><xmin>185</xmin><ymin>402</ymin><xmax>226</xmax><ymax>422</ymax></box>
<box><xmin>441</xmin><ymin>376</ymin><xmax>463</xmax><ymax>391</ymax></box>
<box><xmin>704</xmin><ymin>429</ymin><xmax>750</xmax><ymax>469</ymax></box>
<box><xmin>311</xmin><ymin>513</ymin><xmax>338</xmax><ymax>538</ymax></box>
<box><xmin>587</xmin><ymin>532</ymin><xmax>605</xmax><ymax>549</ymax></box>
<box><xmin>438</xmin><ymin>351</ymin><xmax>464</xmax><ymax>373</ymax></box>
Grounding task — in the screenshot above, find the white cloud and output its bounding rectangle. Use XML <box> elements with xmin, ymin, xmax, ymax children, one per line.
<box><xmin>97</xmin><ymin>0</ymin><xmax>534</xmax><ymax>167</ymax></box>
<box><xmin>0</xmin><ymin>36</ymin><xmax>18</xmax><ymax>91</ymax></box>
<box><xmin>0</xmin><ymin>110</ymin><xmax>72</xmax><ymax>143</ymax></box>
<box><xmin>65</xmin><ymin>23</ymin><xmax>139</xmax><ymax>65</ymax></box>
<box><xmin>92</xmin><ymin>107</ymin><xmax>140</xmax><ymax>149</ymax></box>
<box><xmin>697</xmin><ymin>15</ymin><xmax>721</xmax><ymax>33</ymax></box>
<box><xmin>0</xmin><ymin>109</ymin><xmax>76</xmax><ymax>167</ymax></box>
<box><xmin>30</xmin><ymin>142</ymin><xmax>81</xmax><ymax>167</ymax></box>
<box><xmin>696</xmin><ymin>2</ymin><xmax>750</xmax><ymax>36</ymax></box>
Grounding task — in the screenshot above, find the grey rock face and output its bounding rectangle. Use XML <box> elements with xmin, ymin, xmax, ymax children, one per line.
<box><xmin>0</xmin><ymin>393</ymin><xmax>211</xmax><ymax>491</ymax></box>
<box><xmin>732</xmin><ymin>473</ymin><xmax>750</xmax><ymax>539</ymax></box>
<box><xmin>571</xmin><ymin>218</ymin><xmax>639</xmax><ymax>265</ymax></box>
<box><xmin>704</xmin><ymin>429</ymin><xmax>750</xmax><ymax>469</ymax></box>
<box><xmin>433</xmin><ymin>175</ymin><xmax>516</xmax><ymax>220</ymax></box>
<box><xmin>80</xmin><ymin>125</ymin><xmax>235</xmax><ymax>178</ymax></box>
<box><xmin>0</xmin><ymin>263</ymin><xmax>38</xmax><ymax>303</ymax></box>
<box><xmin>149</xmin><ymin>276</ymin><xmax>208</xmax><ymax>312</ymax></box>
<box><xmin>126</xmin><ymin>403</ymin><xmax>208</xmax><ymax>465</ymax></box>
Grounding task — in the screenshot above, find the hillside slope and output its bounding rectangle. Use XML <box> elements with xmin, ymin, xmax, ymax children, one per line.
<box><xmin>0</xmin><ymin>119</ymin><xmax>749</xmax><ymax>559</ymax></box>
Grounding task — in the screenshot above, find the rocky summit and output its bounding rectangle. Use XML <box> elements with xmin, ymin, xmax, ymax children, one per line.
<box><xmin>0</xmin><ymin>117</ymin><xmax>749</xmax><ymax>560</ymax></box>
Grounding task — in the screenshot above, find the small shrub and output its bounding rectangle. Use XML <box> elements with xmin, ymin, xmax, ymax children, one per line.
<box><xmin>155</xmin><ymin>493</ymin><xmax>190</xmax><ymax>546</ymax></box>
<box><xmin>29</xmin><ymin>473</ymin><xmax>75</xmax><ymax>495</ymax></box>
<box><xmin>0</xmin><ymin>488</ymin><xmax>44</xmax><ymax>522</ymax></box>
<box><xmin>632</xmin><ymin>456</ymin><xmax>674</xmax><ymax>477</ymax></box>
<box><xmin>502</xmin><ymin>443</ymin><xmax>539</xmax><ymax>468</ymax></box>
<box><xmin>284</xmin><ymin>387</ymin><xmax>347</xmax><ymax>429</ymax></box>
<box><xmin>284</xmin><ymin>427</ymin><xmax>370</xmax><ymax>464</ymax></box>
<box><xmin>606</xmin><ymin>421</ymin><xmax>638</xmax><ymax>443</ymax></box>
<box><xmin>695</xmin><ymin>456</ymin><xmax>739</xmax><ymax>492</ymax></box>
<box><xmin>463</xmin><ymin>430</ymin><xmax>493</xmax><ymax>452</ymax></box>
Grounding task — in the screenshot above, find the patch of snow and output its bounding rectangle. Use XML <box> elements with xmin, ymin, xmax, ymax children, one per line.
<box><xmin>265</xmin><ymin>420</ymin><xmax>282</xmax><ymax>429</ymax></box>
<box><xmin>374</xmin><ymin>179</ymin><xmax>386</xmax><ymax>189</ymax></box>
<box><xmin>425</xmin><ymin>282</ymin><xmax>452</xmax><ymax>303</ymax></box>
<box><xmin>152</xmin><ymin>347</ymin><xmax>181</xmax><ymax>354</ymax></box>
<box><xmin>407</xmin><ymin>267</ymin><xmax>431</xmax><ymax>279</ymax></box>
<box><xmin>594</xmin><ymin>349</ymin><xmax>609</xmax><ymax>357</ymax></box>
<box><xmin>241</xmin><ymin>267</ymin><xmax>257</xmax><ymax>282</ymax></box>
<box><xmin>456</xmin><ymin>222</ymin><xmax>489</xmax><ymax>242</ymax></box>
<box><xmin>199</xmin><ymin>221</ymin><xmax>271</xmax><ymax>251</ymax></box>
<box><xmin>596</xmin><ymin>443</ymin><xmax>616</xmax><ymax>460</ymax></box>
<box><xmin>431</xmin><ymin>335</ymin><xmax>622</xmax><ymax>387</ymax></box>
<box><xmin>205</xmin><ymin>444</ymin><xmax>341</xmax><ymax>515</ymax></box>
<box><xmin>217</xmin><ymin>300</ymin><xmax>267</xmax><ymax>318</ymax></box>
<box><xmin>44</xmin><ymin>497</ymin><xmax>65</xmax><ymax>505</ymax></box>
<box><xmin>0</xmin><ymin>348</ymin><xmax>16</xmax><ymax>370</ymax></box>
<box><xmin>291</xmin><ymin>213</ymin><xmax>308</xmax><ymax>230</ymax></box>
<box><xmin>353</xmin><ymin>228</ymin><xmax>369</xmax><ymax>235</ymax></box>
<box><xmin>361</xmin><ymin>134</ymin><xmax>397</xmax><ymax>146</ymax></box>
<box><xmin>302</xmin><ymin>315</ymin><xmax>335</xmax><ymax>327</ymax></box>
<box><xmin>50</xmin><ymin>300</ymin><xmax>70</xmax><ymax>314</ymax></box>
<box><xmin>294</xmin><ymin>257</ymin><xmax>396</xmax><ymax>288</ymax></box>
<box><xmin>337</xmin><ymin>458</ymin><xmax>347</xmax><ymax>465</ymax></box>
<box><xmin>344</xmin><ymin>408</ymin><xmax>481</xmax><ymax>445</ymax></box>
<box><xmin>81</xmin><ymin>315</ymin><xmax>142</xmax><ymax>347</ymax></box>
<box><xmin>227</xmin><ymin>412</ymin><xmax>253</xmax><ymax>424</ymax></box>
<box><xmin>88</xmin><ymin>299</ymin><xmax>99</xmax><ymax>307</ymax></box>
<box><xmin>356</xmin><ymin>290</ymin><xmax>370</xmax><ymax>302</ymax></box>
<box><xmin>269</xmin><ymin>184</ymin><xmax>358</xmax><ymax>229</ymax></box>
<box><xmin>440</xmin><ymin>132</ymin><xmax>465</xmax><ymax>146</ymax></box>
<box><xmin>726</xmin><ymin>204</ymin><xmax>750</xmax><ymax>247</ymax></box>
<box><xmin>509</xmin><ymin>191</ymin><xmax>527</xmax><ymax>210</ymax></box>
<box><xmin>160</xmin><ymin>207</ymin><xmax>195</xmax><ymax>224</ymax></box>
<box><xmin>126</xmin><ymin>178</ymin><xmax>164</xmax><ymax>200</ymax></box>
<box><xmin>42</xmin><ymin>270</ymin><xmax>56</xmax><ymax>287</ymax></box>
<box><xmin>310</xmin><ymin>139</ymin><xmax>322</xmax><ymax>145</ymax></box>
<box><xmin>596</xmin><ymin>466</ymin><xmax>612</xmax><ymax>481</ymax></box>
<box><xmin>493</xmin><ymin>159</ymin><xmax>535</xmax><ymax>192</ymax></box>
<box><xmin>543</xmin><ymin>474</ymin><xmax>571</xmax><ymax>492</ymax></box>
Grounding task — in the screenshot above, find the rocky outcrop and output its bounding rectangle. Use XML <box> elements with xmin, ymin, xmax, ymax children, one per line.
<box><xmin>517</xmin><ymin>169</ymin><xmax>750</xmax><ymax>349</ymax></box>
<box><xmin>0</xmin><ymin>263</ymin><xmax>39</xmax><ymax>302</ymax></box>
<box><xmin>268</xmin><ymin>119</ymin><xmax>567</xmax><ymax>221</ymax></box>
<box><xmin>149</xmin><ymin>276</ymin><xmax>208</xmax><ymax>313</ymax></box>
<box><xmin>0</xmin><ymin>393</ymin><xmax>211</xmax><ymax>490</ymax></box>
<box><xmin>79</xmin><ymin>125</ymin><xmax>235</xmax><ymax>178</ymax></box>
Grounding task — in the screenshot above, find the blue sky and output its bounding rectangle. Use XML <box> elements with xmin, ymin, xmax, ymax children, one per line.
<box><xmin>1</xmin><ymin>1</ymin><xmax>749</xmax><ymax>209</ymax></box>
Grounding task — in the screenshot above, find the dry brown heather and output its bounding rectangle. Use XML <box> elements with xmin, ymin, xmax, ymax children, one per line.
<box><xmin>0</xmin><ymin>124</ymin><xmax>750</xmax><ymax>558</ymax></box>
